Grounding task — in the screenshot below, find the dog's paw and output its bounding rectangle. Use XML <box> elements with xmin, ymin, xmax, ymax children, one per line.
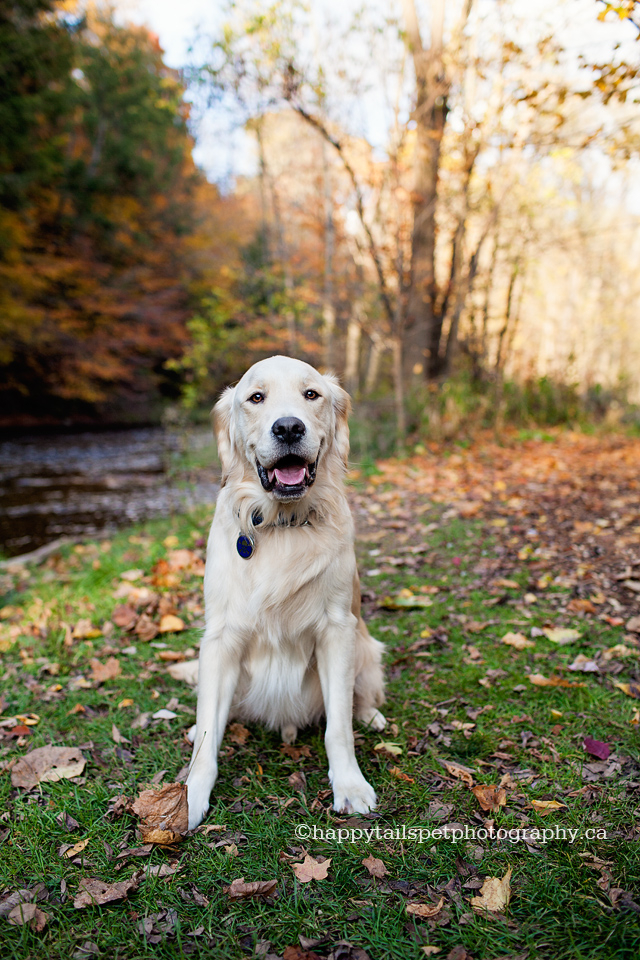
<box><xmin>358</xmin><ymin>707</ymin><xmax>386</xmax><ymax>732</ymax></box>
<box><xmin>186</xmin><ymin>724</ymin><xmax>196</xmax><ymax>744</ymax></box>
<box><xmin>332</xmin><ymin>773</ymin><xmax>377</xmax><ymax>815</ymax></box>
<box><xmin>186</xmin><ymin>772</ymin><xmax>214</xmax><ymax>831</ymax></box>
<box><xmin>281</xmin><ymin>724</ymin><xmax>297</xmax><ymax>744</ymax></box>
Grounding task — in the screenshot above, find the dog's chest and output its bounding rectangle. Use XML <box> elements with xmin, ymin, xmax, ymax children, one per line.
<box><xmin>233</xmin><ymin>630</ymin><xmax>323</xmax><ymax>728</ymax></box>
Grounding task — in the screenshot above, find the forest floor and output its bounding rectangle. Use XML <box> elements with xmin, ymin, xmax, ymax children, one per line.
<box><xmin>1</xmin><ymin>430</ymin><xmax>640</xmax><ymax>960</ymax></box>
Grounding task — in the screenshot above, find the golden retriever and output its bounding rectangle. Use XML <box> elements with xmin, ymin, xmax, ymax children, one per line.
<box><xmin>186</xmin><ymin>355</ymin><xmax>385</xmax><ymax>830</ymax></box>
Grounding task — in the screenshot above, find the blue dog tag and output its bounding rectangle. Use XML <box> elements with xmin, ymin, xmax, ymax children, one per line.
<box><xmin>236</xmin><ymin>533</ymin><xmax>255</xmax><ymax>559</ymax></box>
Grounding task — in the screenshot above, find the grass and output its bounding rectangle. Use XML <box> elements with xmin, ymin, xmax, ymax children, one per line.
<box><xmin>1</xmin><ymin>449</ymin><xmax>640</xmax><ymax>960</ymax></box>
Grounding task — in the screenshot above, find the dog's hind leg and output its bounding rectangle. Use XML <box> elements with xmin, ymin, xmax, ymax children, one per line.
<box><xmin>354</xmin><ymin>621</ymin><xmax>386</xmax><ymax>731</ymax></box>
<box><xmin>281</xmin><ymin>724</ymin><xmax>298</xmax><ymax>744</ymax></box>
<box><xmin>186</xmin><ymin>632</ymin><xmax>240</xmax><ymax>830</ymax></box>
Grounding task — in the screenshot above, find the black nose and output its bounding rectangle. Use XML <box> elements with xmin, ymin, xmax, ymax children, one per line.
<box><xmin>272</xmin><ymin>417</ymin><xmax>306</xmax><ymax>445</ymax></box>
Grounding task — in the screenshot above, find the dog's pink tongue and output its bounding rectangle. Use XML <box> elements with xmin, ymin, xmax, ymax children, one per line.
<box><xmin>275</xmin><ymin>464</ymin><xmax>305</xmax><ymax>485</ymax></box>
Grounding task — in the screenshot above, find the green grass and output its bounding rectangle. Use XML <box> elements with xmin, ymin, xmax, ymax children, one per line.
<box><xmin>1</xmin><ymin>491</ymin><xmax>639</xmax><ymax>959</ymax></box>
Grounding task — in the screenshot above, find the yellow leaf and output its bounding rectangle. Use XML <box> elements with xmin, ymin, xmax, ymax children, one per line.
<box><xmin>543</xmin><ymin>628</ymin><xmax>581</xmax><ymax>645</ymax></box>
<box><xmin>501</xmin><ymin>632</ymin><xmax>535</xmax><ymax>650</ymax></box>
<box><xmin>614</xmin><ymin>681</ymin><xmax>640</xmax><ymax>699</ymax></box>
<box><xmin>374</xmin><ymin>741</ymin><xmax>403</xmax><ymax>756</ymax></box>
<box><xmin>530</xmin><ymin>799</ymin><xmax>566</xmax><ymax>815</ymax></box>
<box><xmin>159</xmin><ymin>614</ymin><xmax>185</xmax><ymax>633</ymax></box>
<box><xmin>63</xmin><ymin>839</ymin><xmax>89</xmax><ymax>858</ymax></box>
<box><xmin>470</xmin><ymin>866</ymin><xmax>512</xmax><ymax>915</ymax></box>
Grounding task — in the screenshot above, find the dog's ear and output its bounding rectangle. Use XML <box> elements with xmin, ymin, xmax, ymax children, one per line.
<box><xmin>324</xmin><ymin>374</ymin><xmax>351</xmax><ymax>466</ymax></box>
<box><xmin>212</xmin><ymin>386</ymin><xmax>237</xmax><ymax>479</ymax></box>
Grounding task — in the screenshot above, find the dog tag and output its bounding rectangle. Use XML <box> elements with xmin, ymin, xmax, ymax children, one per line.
<box><xmin>236</xmin><ymin>533</ymin><xmax>255</xmax><ymax>559</ymax></box>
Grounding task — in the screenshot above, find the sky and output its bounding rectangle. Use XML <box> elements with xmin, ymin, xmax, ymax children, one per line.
<box><xmin>117</xmin><ymin>0</ymin><xmax>639</xmax><ymax>193</ymax></box>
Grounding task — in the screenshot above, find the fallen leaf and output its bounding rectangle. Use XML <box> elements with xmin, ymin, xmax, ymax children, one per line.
<box><xmin>626</xmin><ymin>616</ymin><xmax>640</xmax><ymax>633</ymax></box>
<box><xmin>7</xmin><ymin>902</ymin><xmax>48</xmax><ymax>930</ymax></box>
<box><xmin>603</xmin><ymin>644</ymin><xmax>637</xmax><ymax>660</ymax></box>
<box><xmin>134</xmin><ymin>615</ymin><xmax>159</xmax><ymax>642</ymax></box>
<box><xmin>421</xmin><ymin>949</ymin><xmax>441</xmax><ymax>957</ymax></box>
<box><xmin>470</xmin><ymin>866</ymin><xmax>512</xmax><ymax>915</ymax></box>
<box><xmin>567</xmin><ymin>654</ymin><xmax>599</xmax><ymax>672</ymax></box>
<box><xmin>226</xmin><ymin>878</ymin><xmax>277</xmax><ymax>899</ymax></box>
<box><xmin>72</xmin><ymin>620</ymin><xmax>102</xmax><ymax>640</ymax></box>
<box><xmin>120</xmin><ymin>569</ymin><xmax>144</xmax><ymax>581</ymax></box>
<box><xmin>11</xmin><ymin>746</ymin><xmax>86</xmax><ymax>789</ymax></box>
<box><xmin>530</xmin><ymin>799</ymin><xmax>566</xmax><ymax>815</ymax></box>
<box><xmin>228</xmin><ymin>723</ymin><xmax>250</xmax><ymax>745</ymax></box>
<box><xmin>374</xmin><ymin>741</ymin><xmax>403</xmax><ymax>756</ymax></box>
<box><xmin>583</xmin><ymin>737</ymin><xmax>611</xmax><ymax>760</ymax></box>
<box><xmin>74</xmin><ymin>873</ymin><xmax>141</xmax><ymax>908</ymax></box>
<box><xmin>291</xmin><ymin>855</ymin><xmax>332</xmax><ymax>883</ymax></box>
<box><xmin>381</xmin><ymin>594</ymin><xmax>433</xmax><ymax>609</ymax></box>
<box><xmin>471</xmin><ymin>785</ymin><xmax>507</xmax><ymax>812</ymax></box>
<box><xmin>543</xmin><ymin>627</ymin><xmax>581</xmax><ymax>645</ymax></box>
<box><xmin>407</xmin><ymin>897</ymin><xmax>444</xmax><ymax>918</ymax></box>
<box><xmin>442</xmin><ymin>761</ymin><xmax>475</xmax><ymax>787</ymax></box>
<box><xmin>614</xmin><ymin>681</ymin><xmax>640</xmax><ymax>699</ymax></box>
<box><xmin>112</xmin><ymin>605</ymin><xmax>138</xmax><ymax>629</ymax></box>
<box><xmin>159</xmin><ymin>614</ymin><xmax>185</xmax><ymax>634</ymax></box>
<box><xmin>281</xmin><ymin>743</ymin><xmax>312</xmax><ymax>761</ymax></box>
<box><xmin>362</xmin><ymin>855</ymin><xmax>388</xmax><ymax>878</ymax></box>
<box><xmin>130</xmin><ymin>782</ymin><xmax>188</xmax><ymax>843</ymax></box>
<box><xmin>62</xmin><ymin>839</ymin><xmax>90</xmax><ymax>859</ymax></box>
<box><xmin>528</xmin><ymin>674</ymin><xmax>586</xmax><ymax>688</ymax></box>
<box><xmin>152</xmin><ymin>708</ymin><xmax>177</xmax><ymax>720</ymax></box>
<box><xmin>390</xmin><ymin>766</ymin><xmax>415</xmax><ymax>782</ymax></box>
<box><xmin>501</xmin><ymin>632</ymin><xmax>535</xmax><ymax>650</ymax></box>
<box><xmin>89</xmin><ymin>657</ymin><xmax>121</xmax><ymax>683</ymax></box>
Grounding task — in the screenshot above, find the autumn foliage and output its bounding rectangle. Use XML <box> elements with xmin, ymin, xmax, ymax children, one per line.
<box><xmin>0</xmin><ymin>1</ymin><xmax>219</xmax><ymax>424</ymax></box>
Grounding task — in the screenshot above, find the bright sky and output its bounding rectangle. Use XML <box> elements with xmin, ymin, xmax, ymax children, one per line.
<box><xmin>116</xmin><ymin>0</ymin><xmax>639</xmax><ymax>192</ymax></box>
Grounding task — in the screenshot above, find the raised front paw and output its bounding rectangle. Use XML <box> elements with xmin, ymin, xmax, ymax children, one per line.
<box><xmin>186</xmin><ymin>769</ymin><xmax>215</xmax><ymax>831</ymax></box>
<box><xmin>332</xmin><ymin>772</ymin><xmax>377</xmax><ymax>815</ymax></box>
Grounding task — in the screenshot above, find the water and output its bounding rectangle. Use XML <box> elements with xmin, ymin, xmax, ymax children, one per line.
<box><xmin>0</xmin><ymin>427</ymin><xmax>219</xmax><ymax>557</ymax></box>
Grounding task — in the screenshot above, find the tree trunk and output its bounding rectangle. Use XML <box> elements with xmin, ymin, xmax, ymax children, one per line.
<box><xmin>321</xmin><ymin>138</ymin><xmax>336</xmax><ymax>369</ymax></box>
<box><xmin>401</xmin><ymin>0</ymin><xmax>447</xmax><ymax>383</ymax></box>
<box><xmin>365</xmin><ymin>331</ymin><xmax>386</xmax><ymax>395</ymax></box>
<box><xmin>345</xmin><ymin>305</ymin><xmax>362</xmax><ymax>396</ymax></box>
<box><xmin>392</xmin><ymin>335</ymin><xmax>406</xmax><ymax>448</ymax></box>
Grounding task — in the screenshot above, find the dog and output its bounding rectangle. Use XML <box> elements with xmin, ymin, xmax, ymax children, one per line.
<box><xmin>186</xmin><ymin>355</ymin><xmax>386</xmax><ymax>830</ymax></box>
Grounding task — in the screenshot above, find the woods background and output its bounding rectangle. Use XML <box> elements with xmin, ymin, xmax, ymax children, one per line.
<box><xmin>1</xmin><ymin>0</ymin><xmax>639</xmax><ymax>447</ymax></box>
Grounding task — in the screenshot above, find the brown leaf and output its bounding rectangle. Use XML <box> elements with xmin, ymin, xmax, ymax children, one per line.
<box><xmin>112</xmin><ymin>605</ymin><xmax>138</xmax><ymax>629</ymax></box>
<box><xmin>89</xmin><ymin>657</ymin><xmax>121</xmax><ymax>683</ymax></box>
<box><xmin>470</xmin><ymin>866</ymin><xmax>512</xmax><ymax>915</ymax></box>
<box><xmin>362</xmin><ymin>855</ymin><xmax>388</xmax><ymax>878</ymax></box>
<box><xmin>74</xmin><ymin>873</ymin><xmax>141</xmax><ymax>908</ymax></box>
<box><xmin>528</xmin><ymin>673</ymin><xmax>586</xmax><ymax>688</ymax></box>
<box><xmin>7</xmin><ymin>902</ymin><xmax>48</xmax><ymax>930</ymax></box>
<box><xmin>291</xmin><ymin>855</ymin><xmax>332</xmax><ymax>883</ymax></box>
<box><xmin>626</xmin><ymin>616</ymin><xmax>640</xmax><ymax>633</ymax></box>
<box><xmin>11</xmin><ymin>746</ymin><xmax>86</xmax><ymax>790</ymax></box>
<box><xmin>134</xmin><ymin>615</ymin><xmax>159</xmax><ymax>642</ymax></box>
<box><xmin>159</xmin><ymin>614</ymin><xmax>185</xmax><ymax>634</ymax></box>
<box><xmin>130</xmin><ymin>782</ymin><xmax>188</xmax><ymax>843</ymax></box>
<box><xmin>442</xmin><ymin>761</ymin><xmax>475</xmax><ymax>787</ymax></box>
<box><xmin>406</xmin><ymin>897</ymin><xmax>444</xmax><ymax>919</ymax></box>
<box><xmin>228</xmin><ymin>723</ymin><xmax>250</xmax><ymax>745</ymax></box>
<box><xmin>226</xmin><ymin>877</ymin><xmax>277</xmax><ymax>899</ymax></box>
<box><xmin>281</xmin><ymin>743</ymin><xmax>312</xmax><ymax>760</ymax></box>
<box><xmin>471</xmin><ymin>785</ymin><xmax>507</xmax><ymax>812</ymax></box>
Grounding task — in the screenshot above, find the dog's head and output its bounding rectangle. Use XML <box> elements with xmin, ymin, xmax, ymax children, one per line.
<box><xmin>213</xmin><ymin>355</ymin><xmax>350</xmax><ymax>503</ymax></box>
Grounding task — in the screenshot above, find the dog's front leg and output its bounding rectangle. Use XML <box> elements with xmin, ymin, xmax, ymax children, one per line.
<box><xmin>186</xmin><ymin>632</ymin><xmax>240</xmax><ymax>830</ymax></box>
<box><xmin>317</xmin><ymin>617</ymin><xmax>377</xmax><ymax>815</ymax></box>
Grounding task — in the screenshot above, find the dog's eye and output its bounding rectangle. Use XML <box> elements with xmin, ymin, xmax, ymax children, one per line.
<box><xmin>304</xmin><ymin>389</ymin><xmax>320</xmax><ymax>400</ymax></box>
<box><xmin>248</xmin><ymin>393</ymin><xmax>264</xmax><ymax>404</ymax></box>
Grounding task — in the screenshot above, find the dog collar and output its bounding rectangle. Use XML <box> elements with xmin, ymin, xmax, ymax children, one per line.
<box><xmin>236</xmin><ymin>511</ymin><xmax>312</xmax><ymax>559</ymax></box>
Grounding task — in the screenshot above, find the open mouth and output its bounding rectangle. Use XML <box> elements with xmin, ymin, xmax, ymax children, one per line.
<box><xmin>256</xmin><ymin>454</ymin><xmax>318</xmax><ymax>498</ymax></box>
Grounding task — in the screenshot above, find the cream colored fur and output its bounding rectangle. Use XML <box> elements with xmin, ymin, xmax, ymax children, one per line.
<box><xmin>186</xmin><ymin>355</ymin><xmax>385</xmax><ymax>830</ymax></box>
